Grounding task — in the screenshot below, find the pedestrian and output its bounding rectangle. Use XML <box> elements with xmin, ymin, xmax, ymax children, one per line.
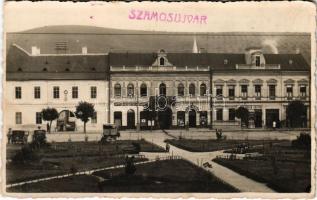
<box><xmin>7</xmin><ymin>128</ymin><xmax>12</xmax><ymax>144</ymax></box>
<box><xmin>47</xmin><ymin>123</ymin><xmax>50</xmax><ymax>133</ymax></box>
<box><xmin>273</xmin><ymin>121</ymin><xmax>276</xmax><ymax>130</ymax></box>
<box><xmin>166</xmin><ymin>143</ymin><xmax>170</xmax><ymax>152</ymax></box>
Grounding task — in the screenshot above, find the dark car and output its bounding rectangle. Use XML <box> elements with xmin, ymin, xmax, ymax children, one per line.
<box><xmin>11</xmin><ymin>130</ymin><xmax>28</xmax><ymax>144</ymax></box>
<box><xmin>100</xmin><ymin>124</ymin><xmax>120</xmax><ymax>143</ymax></box>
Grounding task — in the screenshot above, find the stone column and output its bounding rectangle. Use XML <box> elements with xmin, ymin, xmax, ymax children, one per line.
<box><xmin>262</xmin><ymin>108</ymin><xmax>266</xmax><ymax>128</ymax></box>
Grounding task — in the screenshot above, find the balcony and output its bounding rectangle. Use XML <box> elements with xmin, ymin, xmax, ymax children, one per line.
<box><xmin>235</xmin><ymin>64</ymin><xmax>280</xmax><ymax>70</ymax></box>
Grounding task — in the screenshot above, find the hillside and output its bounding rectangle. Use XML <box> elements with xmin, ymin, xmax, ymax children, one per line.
<box><xmin>6</xmin><ymin>25</ymin><xmax>311</xmax><ymax>63</ymax></box>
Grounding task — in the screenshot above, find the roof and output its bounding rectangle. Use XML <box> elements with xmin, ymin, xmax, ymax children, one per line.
<box><xmin>109</xmin><ymin>52</ymin><xmax>309</xmax><ymax>71</ymax></box>
<box><xmin>6</xmin><ymin>45</ymin><xmax>310</xmax><ymax>81</ymax></box>
<box><xmin>6</xmin><ymin>45</ymin><xmax>109</xmax><ymax>80</ymax></box>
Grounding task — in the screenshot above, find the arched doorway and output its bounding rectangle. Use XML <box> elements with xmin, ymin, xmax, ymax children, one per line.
<box><xmin>127</xmin><ymin>109</ymin><xmax>135</xmax><ymax>129</ymax></box>
<box><xmin>57</xmin><ymin>110</ymin><xmax>76</xmax><ymax>131</ymax></box>
<box><xmin>158</xmin><ymin>107</ymin><xmax>172</xmax><ymax>129</ymax></box>
<box><xmin>159</xmin><ymin>83</ymin><xmax>166</xmax><ymax>96</ymax></box>
<box><xmin>114</xmin><ymin>111</ymin><xmax>122</xmax><ymax>128</ymax></box>
<box><xmin>188</xmin><ymin>110</ymin><xmax>196</xmax><ymax>127</ymax></box>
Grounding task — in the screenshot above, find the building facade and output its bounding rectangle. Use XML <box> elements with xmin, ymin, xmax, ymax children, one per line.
<box><xmin>5</xmin><ymin>41</ymin><xmax>310</xmax><ymax>132</ymax></box>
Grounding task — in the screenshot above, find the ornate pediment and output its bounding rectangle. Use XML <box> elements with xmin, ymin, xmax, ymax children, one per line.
<box><xmin>239</xmin><ymin>79</ymin><xmax>250</xmax><ymax>85</ymax></box>
<box><xmin>214</xmin><ymin>79</ymin><xmax>225</xmax><ymax>85</ymax></box>
<box><xmin>267</xmin><ymin>79</ymin><xmax>277</xmax><ymax>85</ymax></box>
<box><xmin>298</xmin><ymin>79</ymin><xmax>308</xmax><ymax>85</ymax></box>
<box><xmin>284</xmin><ymin>79</ymin><xmax>295</xmax><ymax>85</ymax></box>
<box><xmin>226</xmin><ymin>79</ymin><xmax>237</xmax><ymax>85</ymax></box>
<box><xmin>252</xmin><ymin>79</ymin><xmax>264</xmax><ymax>85</ymax></box>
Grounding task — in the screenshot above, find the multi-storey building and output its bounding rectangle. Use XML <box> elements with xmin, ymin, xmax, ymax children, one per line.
<box><xmin>5</xmin><ymin>38</ymin><xmax>310</xmax><ymax>132</ymax></box>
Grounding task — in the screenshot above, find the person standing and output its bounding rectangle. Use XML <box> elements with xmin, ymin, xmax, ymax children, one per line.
<box><xmin>7</xmin><ymin>128</ymin><xmax>12</xmax><ymax>144</ymax></box>
<box><xmin>166</xmin><ymin>143</ymin><xmax>170</xmax><ymax>152</ymax></box>
<box><xmin>273</xmin><ymin>121</ymin><xmax>276</xmax><ymax>130</ymax></box>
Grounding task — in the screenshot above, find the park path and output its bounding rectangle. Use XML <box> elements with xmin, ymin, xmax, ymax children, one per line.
<box><xmin>132</xmin><ymin>131</ymin><xmax>275</xmax><ymax>193</ymax></box>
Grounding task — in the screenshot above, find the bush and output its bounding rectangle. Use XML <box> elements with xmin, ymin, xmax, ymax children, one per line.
<box><xmin>292</xmin><ymin>132</ymin><xmax>311</xmax><ymax>150</ymax></box>
<box><xmin>132</xmin><ymin>142</ymin><xmax>141</xmax><ymax>153</ymax></box>
<box><xmin>70</xmin><ymin>164</ymin><xmax>78</xmax><ymax>175</ymax></box>
<box><xmin>12</xmin><ymin>146</ymin><xmax>40</xmax><ymax>164</ymax></box>
<box><xmin>216</xmin><ymin>131</ymin><xmax>222</xmax><ymax>140</ymax></box>
<box><xmin>125</xmin><ymin>156</ymin><xmax>136</xmax><ymax>175</ymax></box>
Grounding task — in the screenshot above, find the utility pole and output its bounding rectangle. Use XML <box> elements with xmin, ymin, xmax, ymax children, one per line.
<box><xmin>136</xmin><ymin>81</ymin><xmax>140</xmax><ymax>132</ymax></box>
<box><xmin>209</xmin><ymin>66</ymin><xmax>213</xmax><ymax>129</ymax></box>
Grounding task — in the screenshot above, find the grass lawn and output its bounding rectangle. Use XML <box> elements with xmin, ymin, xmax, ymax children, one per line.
<box><xmin>7</xmin><ymin>140</ymin><xmax>163</xmax><ymax>184</ymax></box>
<box><xmin>166</xmin><ymin>139</ymin><xmax>287</xmax><ymax>152</ymax></box>
<box><xmin>213</xmin><ymin>143</ymin><xmax>311</xmax><ymax>193</ymax></box>
<box><xmin>8</xmin><ymin>159</ymin><xmax>239</xmax><ymax>193</ymax></box>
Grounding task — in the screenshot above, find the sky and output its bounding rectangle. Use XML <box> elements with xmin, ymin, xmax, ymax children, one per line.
<box><xmin>4</xmin><ymin>1</ymin><xmax>316</xmax><ymax>33</ymax></box>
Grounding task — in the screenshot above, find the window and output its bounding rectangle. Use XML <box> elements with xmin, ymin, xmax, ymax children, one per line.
<box><xmin>53</xmin><ymin>86</ymin><xmax>59</xmax><ymax>99</ymax></box>
<box><xmin>72</xmin><ymin>86</ymin><xmax>78</xmax><ymax>99</ymax></box>
<box><xmin>241</xmin><ymin>85</ymin><xmax>248</xmax><ymax>99</ymax></box>
<box><xmin>159</xmin><ymin>83</ymin><xmax>166</xmax><ymax>96</ymax></box>
<box><xmin>255</xmin><ymin>85</ymin><xmax>261</xmax><ymax>99</ymax></box>
<box><xmin>159</xmin><ymin>57</ymin><xmax>165</xmax><ymax>66</ymax></box>
<box><xmin>34</xmin><ymin>87</ymin><xmax>41</xmax><ymax>99</ymax></box>
<box><xmin>216</xmin><ymin>109</ymin><xmax>223</xmax><ymax>121</ymax></box>
<box><xmin>140</xmin><ymin>83</ymin><xmax>147</xmax><ymax>97</ymax></box>
<box><xmin>15</xmin><ymin>112</ymin><xmax>22</xmax><ymax>124</ymax></box>
<box><xmin>189</xmin><ymin>83</ymin><xmax>195</xmax><ymax>96</ymax></box>
<box><xmin>200</xmin><ymin>83</ymin><xmax>207</xmax><ymax>96</ymax></box>
<box><xmin>228</xmin><ymin>86</ymin><xmax>235</xmax><ymax>100</ymax></box>
<box><xmin>114</xmin><ymin>83</ymin><xmax>121</xmax><ymax>97</ymax></box>
<box><xmin>36</xmin><ymin>112</ymin><xmax>42</xmax><ymax>124</ymax></box>
<box><xmin>300</xmin><ymin>86</ymin><xmax>307</xmax><ymax>97</ymax></box>
<box><xmin>91</xmin><ymin>86</ymin><xmax>97</xmax><ymax>98</ymax></box>
<box><xmin>127</xmin><ymin>84</ymin><xmax>134</xmax><ymax>97</ymax></box>
<box><xmin>269</xmin><ymin>85</ymin><xmax>276</xmax><ymax>100</ymax></box>
<box><xmin>15</xmin><ymin>87</ymin><xmax>21</xmax><ymax>99</ymax></box>
<box><xmin>229</xmin><ymin>109</ymin><xmax>236</xmax><ymax>121</ymax></box>
<box><xmin>216</xmin><ymin>86</ymin><xmax>223</xmax><ymax>96</ymax></box>
<box><xmin>286</xmin><ymin>85</ymin><xmax>293</xmax><ymax>99</ymax></box>
<box><xmin>91</xmin><ymin>112</ymin><xmax>97</xmax><ymax>124</ymax></box>
<box><xmin>255</xmin><ymin>55</ymin><xmax>260</xmax><ymax>67</ymax></box>
<box><xmin>178</xmin><ymin>83</ymin><xmax>184</xmax><ymax>96</ymax></box>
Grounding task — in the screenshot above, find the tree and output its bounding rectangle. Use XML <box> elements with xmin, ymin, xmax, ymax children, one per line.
<box><xmin>235</xmin><ymin>107</ymin><xmax>249</xmax><ymax>127</ymax></box>
<box><xmin>286</xmin><ymin>100</ymin><xmax>306</xmax><ymax>128</ymax></box>
<box><xmin>41</xmin><ymin>107</ymin><xmax>59</xmax><ymax>133</ymax></box>
<box><xmin>75</xmin><ymin>101</ymin><xmax>95</xmax><ymax>133</ymax></box>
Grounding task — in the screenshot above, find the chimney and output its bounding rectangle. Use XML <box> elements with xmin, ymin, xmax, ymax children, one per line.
<box><xmin>31</xmin><ymin>46</ymin><xmax>40</xmax><ymax>55</ymax></box>
<box><xmin>82</xmin><ymin>46</ymin><xmax>88</xmax><ymax>54</ymax></box>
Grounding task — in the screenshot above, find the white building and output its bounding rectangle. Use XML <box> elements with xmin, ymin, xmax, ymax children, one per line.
<box><xmin>5</xmin><ymin>38</ymin><xmax>310</xmax><ymax>132</ymax></box>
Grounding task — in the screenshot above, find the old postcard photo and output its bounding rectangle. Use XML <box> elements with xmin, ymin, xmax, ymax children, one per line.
<box><xmin>2</xmin><ymin>1</ymin><xmax>316</xmax><ymax>198</ymax></box>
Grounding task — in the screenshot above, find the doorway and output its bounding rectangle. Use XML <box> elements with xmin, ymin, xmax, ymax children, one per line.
<box><xmin>158</xmin><ymin>107</ymin><xmax>172</xmax><ymax>129</ymax></box>
<box><xmin>114</xmin><ymin>111</ymin><xmax>122</xmax><ymax>128</ymax></box>
<box><xmin>254</xmin><ymin>109</ymin><xmax>262</xmax><ymax>128</ymax></box>
<box><xmin>127</xmin><ymin>109</ymin><xmax>135</xmax><ymax>129</ymax></box>
<box><xmin>189</xmin><ymin>110</ymin><xmax>196</xmax><ymax>127</ymax></box>
<box><xmin>266</xmin><ymin>109</ymin><xmax>279</xmax><ymax>128</ymax></box>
